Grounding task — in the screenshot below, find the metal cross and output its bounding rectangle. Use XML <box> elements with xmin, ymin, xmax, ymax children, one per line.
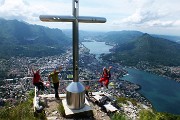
<box><xmin>40</xmin><ymin>0</ymin><xmax>106</xmax><ymax>110</ymax></box>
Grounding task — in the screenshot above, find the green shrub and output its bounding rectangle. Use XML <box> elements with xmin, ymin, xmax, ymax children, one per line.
<box><xmin>129</xmin><ymin>99</ymin><xmax>137</xmax><ymax>106</ymax></box>
<box><xmin>117</xmin><ymin>97</ymin><xmax>127</xmax><ymax>104</ymax></box>
<box><xmin>139</xmin><ymin>109</ymin><xmax>155</xmax><ymax>120</ymax></box>
<box><xmin>155</xmin><ymin>112</ymin><xmax>180</xmax><ymax>120</ymax></box>
<box><xmin>28</xmin><ymin>90</ymin><xmax>35</xmax><ymax>98</ymax></box>
<box><xmin>0</xmin><ymin>91</ymin><xmax>46</xmax><ymax>120</ymax></box>
<box><xmin>111</xmin><ymin>112</ymin><xmax>127</xmax><ymax>120</ymax></box>
<box><xmin>0</xmin><ymin>101</ymin><xmax>38</xmax><ymax>120</ymax></box>
<box><xmin>139</xmin><ymin>109</ymin><xmax>180</xmax><ymax>120</ymax></box>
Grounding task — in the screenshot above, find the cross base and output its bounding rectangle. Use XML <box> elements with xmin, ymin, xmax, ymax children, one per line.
<box><xmin>62</xmin><ymin>98</ymin><xmax>92</xmax><ymax>117</ymax></box>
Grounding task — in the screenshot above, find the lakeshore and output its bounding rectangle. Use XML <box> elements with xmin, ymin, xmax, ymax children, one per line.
<box><xmin>122</xmin><ymin>67</ymin><xmax>180</xmax><ymax>115</ymax></box>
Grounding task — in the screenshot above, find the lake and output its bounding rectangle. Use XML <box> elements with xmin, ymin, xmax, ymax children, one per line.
<box><xmin>82</xmin><ymin>41</ymin><xmax>180</xmax><ymax>115</ymax></box>
<box><xmin>82</xmin><ymin>41</ymin><xmax>113</xmax><ymax>59</ymax></box>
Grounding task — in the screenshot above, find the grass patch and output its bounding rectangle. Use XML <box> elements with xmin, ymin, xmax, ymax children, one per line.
<box><xmin>0</xmin><ymin>90</ymin><xmax>46</xmax><ymax>120</ymax></box>
<box><xmin>58</xmin><ymin>103</ymin><xmax>65</xmax><ymax>117</ymax></box>
<box><xmin>117</xmin><ymin>97</ymin><xmax>137</xmax><ymax>106</ymax></box>
<box><xmin>0</xmin><ymin>99</ymin><xmax>37</xmax><ymax>120</ymax></box>
<box><xmin>111</xmin><ymin>112</ymin><xmax>128</xmax><ymax>120</ymax></box>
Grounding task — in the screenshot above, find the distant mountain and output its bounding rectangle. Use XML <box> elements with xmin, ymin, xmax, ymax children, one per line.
<box><xmin>99</xmin><ymin>30</ymin><xmax>180</xmax><ymax>45</ymax></box>
<box><xmin>101</xmin><ymin>30</ymin><xmax>143</xmax><ymax>45</ymax></box>
<box><xmin>152</xmin><ymin>34</ymin><xmax>180</xmax><ymax>44</ymax></box>
<box><xmin>62</xmin><ymin>29</ymin><xmax>105</xmax><ymax>41</ymax></box>
<box><xmin>0</xmin><ymin>18</ymin><xmax>71</xmax><ymax>58</ymax></box>
<box><xmin>103</xmin><ymin>33</ymin><xmax>180</xmax><ymax>66</ymax></box>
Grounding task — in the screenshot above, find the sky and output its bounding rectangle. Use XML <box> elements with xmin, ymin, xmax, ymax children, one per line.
<box><xmin>0</xmin><ymin>0</ymin><xmax>180</xmax><ymax>36</ymax></box>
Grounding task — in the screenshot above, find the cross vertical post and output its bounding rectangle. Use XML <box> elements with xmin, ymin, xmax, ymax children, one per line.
<box><xmin>73</xmin><ymin>0</ymin><xmax>79</xmax><ymax>82</ymax></box>
<box><xmin>39</xmin><ymin>0</ymin><xmax>106</xmax><ymax>110</ymax></box>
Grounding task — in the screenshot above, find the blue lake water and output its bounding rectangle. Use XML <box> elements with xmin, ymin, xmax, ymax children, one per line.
<box><xmin>82</xmin><ymin>41</ymin><xmax>180</xmax><ymax>115</ymax></box>
<box><xmin>82</xmin><ymin>41</ymin><xmax>113</xmax><ymax>59</ymax></box>
<box><xmin>122</xmin><ymin>68</ymin><xmax>180</xmax><ymax>114</ymax></box>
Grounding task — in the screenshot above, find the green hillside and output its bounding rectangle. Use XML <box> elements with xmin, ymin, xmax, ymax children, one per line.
<box><xmin>103</xmin><ymin>33</ymin><xmax>180</xmax><ymax>66</ymax></box>
<box><xmin>0</xmin><ymin>18</ymin><xmax>71</xmax><ymax>58</ymax></box>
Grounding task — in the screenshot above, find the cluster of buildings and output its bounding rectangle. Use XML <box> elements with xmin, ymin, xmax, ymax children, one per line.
<box><xmin>136</xmin><ymin>61</ymin><xmax>180</xmax><ymax>82</ymax></box>
<box><xmin>0</xmin><ymin>77</ymin><xmax>33</xmax><ymax>107</ymax></box>
<box><xmin>113</xmin><ymin>80</ymin><xmax>151</xmax><ymax>107</ymax></box>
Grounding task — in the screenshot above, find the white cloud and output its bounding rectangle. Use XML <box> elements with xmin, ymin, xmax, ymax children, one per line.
<box><xmin>121</xmin><ymin>8</ymin><xmax>168</xmax><ymax>25</ymax></box>
<box><xmin>110</xmin><ymin>0</ymin><xmax>180</xmax><ymax>32</ymax></box>
<box><xmin>173</xmin><ymin>20</ymin><xmax>180</xmax><ymax>27</ymax></box>
<box><xmin>0</xmin><ymin>0</ymin><xmax>4</xmax><ymax>6</ymax></box>
<box><xmin>0</xmin><ymin>0</ymin><xmax>180</xmax><ymax>35</ymax></box>
<box><xmin>0</xmin><ymin>0</ymin><xmax>46</xmax><ymax>23</ymax></box>
<box><xmin>147</xmin><ymin>20</ymin><xmax>174</xmax><ymax>27</ymax></box>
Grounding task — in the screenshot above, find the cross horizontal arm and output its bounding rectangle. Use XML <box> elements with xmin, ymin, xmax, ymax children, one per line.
<box><xmin>78</xmin><ymin>16</ymin><xmax>106</xmax><ymax>23</ymax></box>
<box><xmin>39</xmin><ymin>15</ymin><xmax>106</xmax><ymax>23</ymax></box>
<box><xmin>39</xmin><ymin>15</ymin><xmax>75</xmax><ymax>22</ymax></box>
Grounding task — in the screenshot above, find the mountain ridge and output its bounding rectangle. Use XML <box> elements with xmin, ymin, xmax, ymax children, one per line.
<box><xmin>0</xmin><ymin>19</ymin><xmax>71</xmax><ymax>58</ymax></box>
<box><xmin>103</xmin><ymin>33</ymin><xmax>180</xmax><ymax>66</ymax></box>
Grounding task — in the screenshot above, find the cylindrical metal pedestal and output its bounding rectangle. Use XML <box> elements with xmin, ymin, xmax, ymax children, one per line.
<box><xmin>66</xmin><ymin>82</ymin><xmax>85</xmax><ymax>110</ymax></box>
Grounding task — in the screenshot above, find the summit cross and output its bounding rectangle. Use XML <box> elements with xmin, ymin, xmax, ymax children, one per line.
<box><xmin>39</xmin><ymin>0</ymin><xmax>106</xmax><ymax>110</ymax></box>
